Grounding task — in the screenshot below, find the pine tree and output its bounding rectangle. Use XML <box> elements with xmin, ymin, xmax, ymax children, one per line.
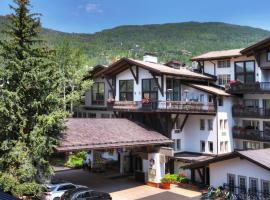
<box><xmin>0</xmin><ymin>0</ymin><xmax>66</xmax><ymax>197</ymax></box>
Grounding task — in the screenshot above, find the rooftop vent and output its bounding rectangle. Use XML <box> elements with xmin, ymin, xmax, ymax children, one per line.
<box><xmin>143</xmin><ymin>53</ymin><xmax>158</xmax><ymax>63</ymax></box>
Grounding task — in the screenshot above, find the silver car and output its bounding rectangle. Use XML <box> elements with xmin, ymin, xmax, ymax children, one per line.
<box><xmin>42</xmin><ymin>183</ymin><xmax>87</xmax><ymax>200</ymax></box>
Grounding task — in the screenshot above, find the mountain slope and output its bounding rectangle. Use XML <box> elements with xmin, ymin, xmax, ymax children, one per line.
<box><xmin>1</xmin><ymin>15</ymin><xmax>269</xmax><ymax>64</ymax></box>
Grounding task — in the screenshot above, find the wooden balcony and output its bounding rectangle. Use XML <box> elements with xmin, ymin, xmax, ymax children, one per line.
<box><xmin>229</xmin><ymin>82</ymin><xmax>270</xmax><ymax>94</ymax></box>
<box><xmin>107</xmin><ymin>101</ymin><xmax>216</xmax><ymax>114</ymax></box>
<box><xmin>233</xmin><ymin>128</ymin><xmax>270</xmax><ymax>142</ymax></box>
<box><xmin>232</xmin><ymin>106</ymin><xmax>270</xmax><ymax>118</ymax></box>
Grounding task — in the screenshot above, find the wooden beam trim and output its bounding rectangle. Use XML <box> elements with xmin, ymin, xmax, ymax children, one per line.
<box><xmin>105</xmin><ymin>76</ymin><xmax>115</xmax><ymax>98</ymax></box>
<box><xmin>129</xmin><ymin>65</ymin><xmax>139</xmax><ymax>84</ymax></box>
<box><xmin>180</xmin><ymin>114</ymin><xmax>189</xmax><ymax>131</ymax></box>
<box><xmin>151</xmin><ymin>73</ymin><xmax>164</xmax><ymax>96</ymax></box>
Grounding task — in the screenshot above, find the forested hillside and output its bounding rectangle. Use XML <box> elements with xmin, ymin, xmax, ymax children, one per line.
<box><xmin>1</xmin><ymin>15</ymin><xmax>269</xmax><ymax>65</ymax></box>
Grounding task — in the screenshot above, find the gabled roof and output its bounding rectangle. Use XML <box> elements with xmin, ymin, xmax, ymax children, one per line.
<box><xmin>188</xmin><ymin>84</ymin><xmax>231</xmax><ymax>96</ymax></box>
<box><xmin>185</xmin><ymin>148</ymin><xmax>270</xmax><ymax>172</ymax></box>
<box><xmin>191</xmin><ymin>49</ymin><xmax>243</xmax><ymax>61</ymax></box>
<box><xmin>85</xmin><ymin>64</ymin><xmax>108</xmax><ymax>80</ymax></box>
<box><xmin>95</xmin><ymin>57</ymin><xmax>214</xmax><ymax>81</ymax></box>
<box><xmin>241</xmin><ymin>36</ymin><xmax>270</xmax><ymax>55</ymax></box>
<box><xmin>56</xmin><ymin>118</ymin><xmax>173</xmax><ymax>152</ymax></box>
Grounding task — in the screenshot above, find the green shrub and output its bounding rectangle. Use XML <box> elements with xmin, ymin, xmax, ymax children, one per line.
<box><xmin>177</xmin><ymin>173</ymin><xmax>190</xmax><ymax>184</ymax></box>
<box><xmin>169</xmin><ymin>174</ymin><xmax>178</xmax><ymax>183</ymax></box>
<box><xmin>161</xmin><ymin>173</ymin><xmax>172</xmax><ymax>183</ymax></box>
<box><xmin>65</xmin><ymin>151</ymin><xmax>87</xmax><ymax>168</ymax></box>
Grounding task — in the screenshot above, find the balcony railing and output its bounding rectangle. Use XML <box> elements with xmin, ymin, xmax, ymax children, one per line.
<box><xmin>107</xmin><ymin>100</ymin><xmax>216</xmax><ymax>114</ymax></box>
<box><xmin>232</xmin><ymin>127</ymin><xmax>270</xmax><ymax>142</ymax></box>
<box><xmin>232</xmin><ymin>106</ymin><xmax>270</xmax><ymax>118</ymax></box>
<box><xmin>229</xmin><ymin>82</ymin><xmax>270</xmax><ymax>94</ymax></box>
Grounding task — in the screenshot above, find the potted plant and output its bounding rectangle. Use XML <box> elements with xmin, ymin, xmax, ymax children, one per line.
<box><xmin>160</xmin><ymin>174</ymin><xmax>172</xmax><ymax>190</ymax></box>
<box><xmin>142</xmin><ymin>97</ymin><xmax>152</xmax><ymax>110</ymax></box>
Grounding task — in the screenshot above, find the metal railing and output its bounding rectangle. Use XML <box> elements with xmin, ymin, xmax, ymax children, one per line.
<box><xmin>232</xmin><ymin>106</ymin><xmax>270</xmax><ymax>118</ymax></box>
<box><xmin>223</xmin><ymin>184</ymin><xmax>270</xmax><ymax>200</ymax></box>
<box><xmin>229</xmin><ymin>82</ymin><xmax>270</xmax><ymax>94</ymax></box>
<box><xmin>232</xmin><ymin>128</ymin><xmax>270</xmax><ymax>142</ymax></box>
<box><xmin>107</xmin><ymin>100</ymin><xmax>216</xmax><ymax>113</ymax></box>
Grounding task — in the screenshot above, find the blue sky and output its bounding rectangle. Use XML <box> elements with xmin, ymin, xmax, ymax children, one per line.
<box><xmin>1</xmin><ymin>0</ymin><xmax>270</xmax><ymax>33</ymax></box>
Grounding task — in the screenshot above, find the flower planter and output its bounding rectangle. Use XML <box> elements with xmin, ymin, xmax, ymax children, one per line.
<box><xmin>161</xmin><ymin>182</ymin><xmax>171</xmax><ymax>190</ymax></box>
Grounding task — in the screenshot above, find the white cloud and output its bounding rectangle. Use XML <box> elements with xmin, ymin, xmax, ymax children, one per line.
<box><xmin>83</xmin><ymin>3</ymin><xmax>103</xmax><ymax>14</ymax></box>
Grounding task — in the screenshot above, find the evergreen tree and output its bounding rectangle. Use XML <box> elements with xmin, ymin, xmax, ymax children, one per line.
<box><xmin>0</xmin><ymin>0</ymin><xmax>66</xmax><ymax>197</ymax></box>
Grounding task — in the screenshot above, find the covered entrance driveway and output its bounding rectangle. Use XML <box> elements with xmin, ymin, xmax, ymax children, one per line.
<box><xmin>56</xmin><ymin>118</ymin><xmax>173</xmax><ymax>183</ymax></box>
<box><xmin>53</xmin><ymin>169</ymin><xmax>201</xmax><ymax>200</ymax></box>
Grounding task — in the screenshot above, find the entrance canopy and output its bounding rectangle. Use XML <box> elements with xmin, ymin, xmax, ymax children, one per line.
<box><xmin>56</xmin><ymin>118</ymin><xmax>173</xmax><ymax>152</ymax></box>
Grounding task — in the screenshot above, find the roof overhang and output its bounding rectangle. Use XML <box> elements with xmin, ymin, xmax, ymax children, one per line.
<box><xmin>187</xmin><ymin>83</ymin><xmax>231</xmax><ymax>97</ymax></box>
<box><xmin>241</xmin><ymin>36</ymin><xmax>270</xmax><ymax>56</ymax></box>
<box><xmin>55</xmin><ymin>118</ymin><xmax>173</xmax><ymax>153</ymax></box>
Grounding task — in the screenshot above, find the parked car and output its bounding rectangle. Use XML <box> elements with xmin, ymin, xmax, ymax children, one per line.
<box><xmin>42</xmin><ymin>183</ymin><xmax>87</xmax><ymax>200</ymax></box>
<box><xmin>58</xmin><ymin>187</ymin><xmax>112</xmax><ymax>200</ymax></box>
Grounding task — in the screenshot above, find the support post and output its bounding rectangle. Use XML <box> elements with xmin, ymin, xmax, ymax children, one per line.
<box><xmin>151</xmin><ymin>73</ymin><xmax>164</xmax><ymax>96</ymax></box>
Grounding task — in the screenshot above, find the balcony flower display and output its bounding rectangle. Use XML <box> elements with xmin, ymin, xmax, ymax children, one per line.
<box><xmin>107</xmin><ymin>98</ymin><xmax>115</xmax><ymax>105</ymax></box>
<box><xmin>142</xmin><ymin>97</ymin><xmax>151</xmax><ymax>104</ymax></box>
<box><xmin>229</xmin><ymin>80</ymin><xmax>239</xmax><ymax>86</ymax></box>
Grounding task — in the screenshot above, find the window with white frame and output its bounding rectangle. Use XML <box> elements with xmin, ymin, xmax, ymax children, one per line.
<box><xmin>218</xmin><ymin>60</ymin><xmax>231</xmax><ymax>68</ymax></box>
<box><xmin>267</xmin><ymin>50</ymin><xmax>270</xmax><ymax>62</ymax></box>
<box><xmin>250</xmin><ymin>178</ymin><xmax>258</xmax><ymax>194</ymax></box>
<box><xmin>262</xmin><ymin>180</ymin><xmax>270</xmax><ymax>196</ymax></box>
<box><xmin>200</xmin><ymin>141</ymin><xmax>205</xmax><ymax>152</ymax></box>
<box><xmin>220</xmin><ymin>119</ymin><xmax>228</xmax><ymax>130</ymax></box>
<box><xmin>200</xmin><ymin>119</ymin><xmax>205</xmax><ymax>130</ymax></box>
<box><xmin>208</xmin><ymin>119</ymin><xmax>213</xmax><ymax>131</ymax></box>
<box><xmin>208</xmin><ymin>141</ymin><xmax>213</xmax><ymax>153</ymax></box>
<box><xmin>238</xmin><ymin>176</ymin><xmax>247</xmax><ymax>194</ymax></box>
<box><xmin>225</xmin><ymin>141</ymin><xmax>228</xmax><ymax>152</ymax></box>
<box><xmin>218</xmin><ymin>74</ymin><xmax>231</xmax><ymax>85</ymax></box>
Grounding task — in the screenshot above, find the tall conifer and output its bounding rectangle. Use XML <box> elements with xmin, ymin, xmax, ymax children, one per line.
<box><xmin>0</xmin><ymin>0</ymin><xmax>66</xmax><ymax>197</ymax></box>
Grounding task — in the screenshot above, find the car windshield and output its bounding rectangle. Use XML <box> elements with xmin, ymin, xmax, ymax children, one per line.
<box><xmin>46</xmin><ymin>186</ymin><xmax>57</xmax><ymax>192</ymax></box>
<box><xmin>61</xmin><ymin>189</ymin><xmax>76</xmax><ymax>199</ymax></box>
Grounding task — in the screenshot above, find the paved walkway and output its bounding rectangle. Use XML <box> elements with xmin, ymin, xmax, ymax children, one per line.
<box><xmin>53</xmin><ymin>169</ymin><xmax>201</xmax><ymax>200</ymax></box>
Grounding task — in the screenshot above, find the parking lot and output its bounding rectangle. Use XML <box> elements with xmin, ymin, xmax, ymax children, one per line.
<box><xmin>53</xmin><ymin>169</ymin><xmax>201</xmax><ymax>200</ymax></box>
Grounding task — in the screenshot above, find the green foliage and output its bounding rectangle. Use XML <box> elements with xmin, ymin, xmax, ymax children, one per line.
<box><xmin>0</xmin><ymin>16</ymin><xmax>269</xmax><ymax>66</ymax></box>
<box><xmin>55</xmin><ymin>41</ymin><xmax>92</xmax><ymax>113</ymax></box>
<box><xmin>0</xmin><ymin>0</ymin><xmax>66</xmax><ymax>197</ymax></box>
<box><xmin>65</xmin><ymin>151</ymin><xmax>87</xmax><ymax>169</ymax></box>
<box><xmin>161</xmin><ymin>173</ymin><xmax>173</xmax><ymax>183</ymax></box>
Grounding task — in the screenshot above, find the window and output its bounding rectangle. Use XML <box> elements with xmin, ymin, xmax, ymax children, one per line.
<box><xmin>243</xmin><ymin>141</ymin><xmax>260</xmax><ymax>150</ymax></box>
<box><xmin>244</xmin><ymin>99</ymin><xmax>259</xmax><ymax>108</ymax></box>
<box><xmin>92</xmin><ymin>82</ymin><xmax>105</xmax><ymax>105</ymax></box>
<box><xmin>238</xmin><ymin>176</ymin><xmax>247</xmax><ymax>194</ymax></box>
<box><xmin>142</xmin><ymin>79</ymin><xmax>158</xmax><ymax>100</ymax></box>
<box><xmin>218</xmin><ymin>96</ymin><xmax>223</xmax><ymax>106</ymax></box>
<box><xmin>208</xmin><ymin>95</ymin><xmax>213</xmax><ymax>103</ymax></box>
<box><xmin>224</xmin><ymin>119</ymin><xmax>228</xmax><ymax>130</ymax></box>
<box><xmin>200</xmin><ymin>141</ymin><xmax>206</xmax><ymax>152</ymax></box>
<box><xmin>101</xmin><ymin>113</ymin><xmax>110</xmax><ymax>118</ymax></box>
<box><xmin>220</xmin><ymin>142</ymin><xmax>224</xmax><ymax>152</ymax></box>
<box><xmin>119</xmin><ymin>80</ymin><xmax>134</xmax><ymax>101</ymax></box>
<box><xmin>200</xmin><ymin>119</ymin><xmax>205</xmax><ymax>130</ymax></box>
<box><xmin>235</xmin><ymin>61</ymin><xmax>255</xmax><ymax>84</ymax></box>
<box><xmin>218</xmin><ymin>60</ymin><xmax>230</xmax><ymax>68</ymax></box>
<box><xmin>58</xmin><ymin>184</ymin><xmax>76</xmax><ymax>191</ymax></box>
<box><xmin>227</xmin><ymin>174</ymin><xmax>236</xmax><ymax>192</ymax></box>
<box><xmin>262</xmin><ymin>180</ymin><xmax>270</xmax><ymax>197</ymax></box>
<box><xmin>224</xmin><ymin>141</ymin><xmax>228</xmax><ymax>152</ymax></box>
<box><xmin>174</xmin><ymin>139</ymin><xmax>181</xmax><ymax>151</ymax></box>
<box><xmin>267</xmin><ymin>50</ymin><xmax>270</xmax><ymax>62</ymax></box>
<box><xmin>166</xmin><ymin>79</ymin><xmax>181</xmax><ymax>101</ymax></box>
<box><xmin>208</xmin><ymin>119</ymin><xmax>213</xmax><ymax>131</ymax></box>
<box><xmin>218</xmin><ymin>74</ymin><xmax>231</xmax><ymax>85</ymax></box>
<box><xmin>220</xmin><ymin>119</ymin><xmax>228</xmax><ymax>130</ymax></box>
<box><xmin>249</xmin><ymin>178</ymin><xmax>258</xmax><ymax>194</ymax></box>
<box><xmin>87</xmin><ymin>113</ymin><xmax>96</xmax><ymax>118</ymax></box>
<box><xmin>200</xmin><ymin>94</ymin><xmax>205</xmax><ymax>102</ymax></box>
<box><xmin>208</xmin><ymin>141</ymin><xmax>213</xmax><ymax>153</ymax></box>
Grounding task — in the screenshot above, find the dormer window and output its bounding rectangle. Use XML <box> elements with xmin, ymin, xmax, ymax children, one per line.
<box><xmin>217</xmin><ymin>60</ymin><xmax>230</xmax><ymax>68</ymax></box>
<box><xmin>267</xmin><ymin>50</ymin><xmax>270</xmax><ymax>62</ymax></box>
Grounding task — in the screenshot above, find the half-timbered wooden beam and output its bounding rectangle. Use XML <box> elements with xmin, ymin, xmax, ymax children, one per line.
<box><xmin>180</xmin><ymin>114</ymin><xmax>189</xmax><ymax>131</ymax></box>
<box><xmin>105</xmin><ymin>76</ymin><xmax>115</xmax><ymax>98</ymax></box>
<box><xmin>129</xmin><ymin>65</ymin><xmax>139</xmax><ymax>84</ymax></box>
<box><xmin>172</xmin><ymin>114</ymin><xmax>180</xmax><ymax>129</ymax></box>
<box><xmin>197</xmin><ymin>168</ymin><xmax>204</xmax><ymax>183</ymax></box>
<box><xmin>151</xmin><ymin>73</ymin><xmax>164</xmax><ymax>96</ymax></box>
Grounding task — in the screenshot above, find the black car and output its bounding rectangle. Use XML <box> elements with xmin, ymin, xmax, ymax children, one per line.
<box><xmin>59</xmin><ymin>187</ymin><xmax>112</xmax><ymax>200</ymax></box>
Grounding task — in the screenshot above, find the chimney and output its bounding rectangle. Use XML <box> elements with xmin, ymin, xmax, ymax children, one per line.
<box><xmin>143</xmin><ymin>53</ymin><xmax>158</xmax><ymax>63</ymax></box>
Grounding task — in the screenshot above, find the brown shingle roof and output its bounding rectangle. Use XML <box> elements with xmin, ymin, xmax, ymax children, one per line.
<box><xmin>191</xmin><ymin>49</ymin><xmax>243</xmax><ymax>61</ymax></box>
<box><xmin>189</xmin><ymin>84</ymin><xmax>231</xmax><ymax>96</ymax></box>
<box><xmin>56</xmin><ymin>118</ymin><xmax>173</xmax><ymax>152</ymax></box>
<box><xmin>95</xmin><ymin>57</ymin><xmax>214</xmax><ymax>81</ymax></box>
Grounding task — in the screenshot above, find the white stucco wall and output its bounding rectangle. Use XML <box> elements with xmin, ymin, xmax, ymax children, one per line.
<box><xmin>210</xmin><ymin>157</ymin><xmax>270</xmax><ymax>189</ymax></box>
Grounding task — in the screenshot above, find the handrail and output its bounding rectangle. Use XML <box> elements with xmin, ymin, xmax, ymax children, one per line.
<box><xmin>232</xmin><ymin>105</ymin><xmax>270</xmax><ymax>118</ymax></box>
<box><xmin>232</xmin><ymin>128</ymin><xmax>270</xmax><ymax>142</ymax></box>
<box><xmin>108</xmin><ymin>100</ymin><xmax>216</xmax><ymax>113</ymax></box>
<box><xmin>229</xmin><ymin>82</ymin><xmax>270</xmax><ymax>93</ymax></box>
